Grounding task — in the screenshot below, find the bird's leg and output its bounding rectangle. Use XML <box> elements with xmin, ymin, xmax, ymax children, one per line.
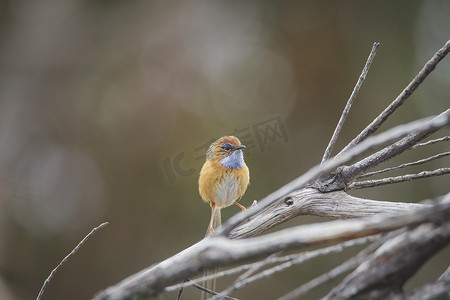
<box><xmin>208</xmin><ymin>203</ymin><xmax>216</xmax><ymax>233</ymax></box>
<box><xmin>234</xmin><ymin>201</ymin><xmax>246</xmax><ymax>211</ymax></box>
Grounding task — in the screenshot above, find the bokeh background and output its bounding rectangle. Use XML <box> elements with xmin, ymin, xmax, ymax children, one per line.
<box><xmin>0</xmin><ymin>1</ymin><xmax>449</xmax><ymax>299</ymax></box>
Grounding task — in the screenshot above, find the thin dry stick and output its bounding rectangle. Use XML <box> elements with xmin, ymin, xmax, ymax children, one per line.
<box><xmin>349</xmin><ymin>167</ymin><xmax>450</xmax><ymax>189</ymax></box>
<box><xmin>212</xmin><ymin>236</ymin><xmax>380</xmax><ymax>300</ymax></box>
<box><xmin>184</xmin><ymin>279</ymin><xmax>237</xmax><ymax>300</ymax></box>
<box><xmin>412</xmin><ymin>136</ymin><xmax>450</xmax><ymax>149</ymax></box>
<box><xmin>359</xmin><ymin>151</ymin><xmax>450</xmax><ymax>178</ymax></box>
<box><xmin>322</xmin><ymin>42</ymin><xmax>380</xmax><ymax>163</ymax></box>
<box><xmin>337</xmin><ymin>39</ymin><xmax>450</xmax><ymax>156</ymax></box>
<box><xmin>167</xmin><ymin>263</ymin><xmax>263</xmax><ymax>292</ymax></box>
<box><xmin>37</xmin><ymin>222</ymin><xmax>109</xmax><ymax>300</ymax></box>
<box><xmin>176</xmin><ymin>279</ymin><xmax>189</xmax><ymax>300</ymax></box>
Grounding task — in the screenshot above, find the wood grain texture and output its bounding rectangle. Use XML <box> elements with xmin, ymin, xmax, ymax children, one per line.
<box><xmin>229</xmin><ymin>188</ymin><xmax>424</xmax><ymax>239</ymax></box>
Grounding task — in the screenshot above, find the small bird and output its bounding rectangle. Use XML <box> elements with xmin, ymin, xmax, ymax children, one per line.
<box><xmin>199</xmin><ymin>136</ymin><xmax>250</xmax><ymax>233</ymax></box>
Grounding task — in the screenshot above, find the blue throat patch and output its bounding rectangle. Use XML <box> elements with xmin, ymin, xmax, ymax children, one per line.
<box><xmin>220</xmin><ymin>150</ymin><xmax>245</xmax><ymax>169</ymax></box>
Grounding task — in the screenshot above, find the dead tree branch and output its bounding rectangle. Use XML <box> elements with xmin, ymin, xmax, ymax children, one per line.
<box><xmin>325</xmin><ymin>221</ymin><xmax>450</xmax><ymax>299</ymax></box>
<box><xmin>359</xmin><ymin>151</ymin><xmax>450</xmax><ymax>178</ymax></box>
<box><xmin>349</xmin><ymin>167</ymin><xmax>450</xmax><ymax>189</ymax></box>
<box><xmin>92</xmin><ymin>196</ymin><xmax>449</xmax><ymax>300</ymax></box>
<box><xmin>229</xmin><ymin>188</ymin><xmax>423</xmax><ymax>239</ymax></box>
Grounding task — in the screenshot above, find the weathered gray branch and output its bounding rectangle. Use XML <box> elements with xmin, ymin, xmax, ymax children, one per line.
<box><xmin>92</xmin><ymin>196</ymin><xmax>449</xmax><ymax>300</ymax></box>
<box><xmin>349</xmin><ymin>167</ymin><xmax>450</xmax><ymax>190</ymax></box>
<box><xmin>229</xmin><ymin>188</ymin><xmax>423</xmax><ymax>239</ymax></box>
<box><xmin>359</xmin><ymin>151</ymin><xmax>450</xmax><ymax>178</ymax></box>
<box><xmin>412</xmin><ymin>136</ymin><xmax>449</xmax><ymax>149</ymax></box>
<box><xmin>393</xmin><ymin>280</ymin><xmax>450</xmax><ymax>300</ymax></box>
<box><xmin>325</xmin><ymin>221</ymin><xmax>450</xmax><ymax>299</ymax></box>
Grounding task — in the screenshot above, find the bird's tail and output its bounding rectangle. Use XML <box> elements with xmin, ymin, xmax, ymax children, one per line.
<box><xmin>202</xmin><ymin>207</ymin><xmax>221</xmax><ymax>299</ymax></box>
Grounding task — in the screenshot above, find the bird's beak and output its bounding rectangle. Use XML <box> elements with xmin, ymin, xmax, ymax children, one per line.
<box><xmin>236</xmin><ymin>145</ymin><xmax>246</xmax><ymax>150</ymax></box>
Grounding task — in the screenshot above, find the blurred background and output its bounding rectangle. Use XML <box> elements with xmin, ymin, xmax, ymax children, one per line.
<box><xmin>0</xmin><ymin>1</ymin><xmax>449</xmax><ymax>299</ymax></box>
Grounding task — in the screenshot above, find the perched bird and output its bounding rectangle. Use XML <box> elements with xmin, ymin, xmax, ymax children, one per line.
<box><xmin>199</xmin><ymin>136</ymin><xmax>250</xmax><ymax>233</ymax></box>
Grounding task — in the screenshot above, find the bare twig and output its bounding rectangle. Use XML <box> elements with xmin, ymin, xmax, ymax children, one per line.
<box><xmin>359</xmin><ymin>151</ymin><xmax>450</xmax><ymax>178</ymax></box>
<box><xmin>176</xmin><ymin>279</ymin><xmax>188</xmax><ymax>300</ymax></box>
<box><xmin>337</xmin><ymin>39</ymin><xmax>450</xmax><ymax>156</ymax></box>
<box><xmin>349</xmin><ymin>167</ymin><xmax>450</xmax><ymax>189</ymax></box>
<box><xmin>412</xmin><ymin>136</ymin><xmax>450</xmax><ymax>149</ymax></box>
<box><xmin>37</xmin><ymin>222</ymin><xmax>109</xmax><ymax>300</ymax></box>
<box><xmin>321</xmin><ymin>42</ymin><xmax>380</xmax><ymax>162</ymax></box>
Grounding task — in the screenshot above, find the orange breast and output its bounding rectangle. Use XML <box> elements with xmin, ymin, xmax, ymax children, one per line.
<box><xmin>199</xmin><ymin>160</ymin><xmax>249</xmax><ymax>208</ymax></box>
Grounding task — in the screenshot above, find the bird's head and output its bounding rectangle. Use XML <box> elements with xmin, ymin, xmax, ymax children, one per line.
<box><xmin>206</xmin><ymin>136</ymin><xmax>246</xmax><ymax>169</ymax></box>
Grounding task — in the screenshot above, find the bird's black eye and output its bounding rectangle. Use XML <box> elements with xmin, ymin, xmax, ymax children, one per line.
<box><xmin>222</xmin><ymin>143</ymin><xmax>233</xmax><ymax>151</ymax></box>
